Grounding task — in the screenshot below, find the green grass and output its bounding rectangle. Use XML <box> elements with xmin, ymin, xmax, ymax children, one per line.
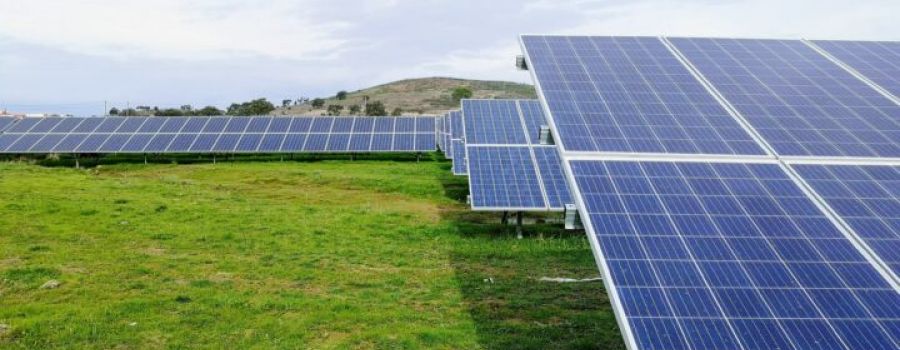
<box><xmin>0</xmin><ymin>158</ymin><xmax>623</xmax><ymax>349</ymax></box>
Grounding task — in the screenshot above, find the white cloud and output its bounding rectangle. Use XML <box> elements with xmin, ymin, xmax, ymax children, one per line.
<box><xmin>0</xmin><ymin>0</ymin><xmax>351</xmax><ymax>60</ymax></box>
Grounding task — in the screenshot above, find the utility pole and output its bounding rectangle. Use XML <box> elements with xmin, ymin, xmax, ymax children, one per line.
<box><xmin>104</xmin><ymin>100</ymin><xmax>107</xmax><ymax>116</ymax></box>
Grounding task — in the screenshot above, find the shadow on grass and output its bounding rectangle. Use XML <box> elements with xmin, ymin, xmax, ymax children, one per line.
<box><xmin>436</xmin><ymin>172</ymin><xmax>626</xmax><ymax>350</ymax></box>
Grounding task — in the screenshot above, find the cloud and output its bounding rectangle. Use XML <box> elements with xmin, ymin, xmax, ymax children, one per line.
<box><xmin>0</xmin><ymin>0</ymin><xmax>351</xmax><ymax>60</ymax></box>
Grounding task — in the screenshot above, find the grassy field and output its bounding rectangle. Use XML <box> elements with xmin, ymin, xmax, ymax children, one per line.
<box><xmin>0</xmin><ymin>156</ymin><xmax>623</xmax><ymax>349</ymax></box>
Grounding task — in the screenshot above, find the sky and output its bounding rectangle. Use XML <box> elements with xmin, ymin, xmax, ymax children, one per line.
<box><xmin>0</xmin><ymin>0</ymin><xmax>897</xmax><ymax>116</ymax></box>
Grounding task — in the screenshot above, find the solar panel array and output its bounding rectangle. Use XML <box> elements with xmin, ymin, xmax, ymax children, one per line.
<box><xmin>448</xmin><ymin>111</ymin><xmax>468</xmax><ymax>175</ymax></box>
<box><xmin>0</xmin><ymin>116</ymin><xmax>437</xmax><ymax>153</ymax></box>
<box><xmin>812</xmin><ymin>40</ymin><xmax>900</xmax><ymax>99</ymax></box>
<box><xmin>462</xmin><ymin>99</ymin><xmax>572</xmax><ymax>211</ymax></box>
<box><xmin>669</xmin><ymin>38</ymin><xmax>900</xmax><ymax>158</ymax></box>
<box><xmin>522</xmin><ymin>35</ymin><xmax>900</xmax><ymax>350</ymax></box>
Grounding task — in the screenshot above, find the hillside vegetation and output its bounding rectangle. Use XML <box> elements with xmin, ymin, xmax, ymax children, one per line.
<box><xmin>0</xmin><ymin>158</ymin><xmax>622</xmax><ymax>349</ymax></box>
<box><xmin>275</xmin><ymin>77</ymin><xmax>537</xmax><ymax>116</ymax></box>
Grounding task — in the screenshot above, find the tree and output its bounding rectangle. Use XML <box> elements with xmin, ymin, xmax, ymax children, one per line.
<box><xmin>311</xmin><ymin>98</ymin><xmax>326</xmax><ymax>108</ymax></box>
<box><xmin>365</xmin><ymin>101</ymin><xmax>387</xmax><ymax>116</ymax></box>
<box><xmin>180</xmin><ymin>104</ymin><xmax>192</xmax><ymax>111</ymax></box>
<box><xmin>391</xmin><ymin>107</ymin><xmax>403</xmax><ymax>116</ymax></box>
<box><xmin>156</xmin><ymin>108</ymin><xmax>185</xmax><ymax>116</ymax></box>
<box><xmin>109</xmin><ymin>107</ymin><xmax>120</xmax><ymax>116</ymax></box>
<box><xmin>336</xmin><ymin>91</ymin><xmax>348</xmax><ymax>100</ymax></box>
<box><xmin>348</xmin><ymin>105</ymin><xmax>361</xmax><ymax>115</ymax></box>
<box><xmin>282</xmin><ymin>99</ymin><xmax>292</xmax><ymax>107</ymax></box>
<box><xmin>194</xmin><ymin>106</ymin><xmax>224</xmax><ymax>116</ymax></box>
<box><xmin>326</xmin><ymin>104</ymin><xmax>344</xmax><ymax>116</ymax></box>
<box><xmin>226</xmin><ymin>98</ymin><xmax>276</xmax><ymax>115</ymax></box>
<box><xmin>451</xmin><ymin>87</ymin><xmax>473</xmax><ymax>102</ymax></box>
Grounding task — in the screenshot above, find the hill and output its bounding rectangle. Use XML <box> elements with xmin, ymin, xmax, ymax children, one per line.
<box><xmin>274</xmin><ymin>77</ymin><xmax>537</xmax><ymax>116</ymax></box>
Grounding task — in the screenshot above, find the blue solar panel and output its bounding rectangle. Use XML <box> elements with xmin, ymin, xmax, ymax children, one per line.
<box><xmin>268</xmin><ymin>118</ymin><xmax>291</xmax><ymax>133</ymax></box>
<box><xmin>0</xmin><ymin>118</ymin><xmax>16</xmax><ymax>132</ymax></box>
<box><xmin>30</xmin><ymin>118</ymin><xmax>63</xmax><ymax>132</ymax></box>
<box><xmin>371</xmin><ymin>134</ymin><xmax>392</xmax><ymax>151</ymax></box>
<box><xmin>98</xmin><ymin>134</ymin><xmax>130</xmax><ymax>152</ymax></box>
<box><xmin>138</xmin><ymin>118</ymin><xmax>165</xmax><ymax>133</ymax></box>
<box><xmin>72</xmin><ymin>118</ymin><xmax>103</xmax><ymax>133</ymax></box>
<box><xmin>414</xmin><ymin>134</ymin><xmax>434</xmax><ymax>151</ymax></box>
<box><xmin>349</xmin><ymin>133</ymin><xmax>372</xmax><ymax>151</ymax></box>
<box><xmin>451</xmin><ymin>140</ymin><xmax>466</xmax><ymax>175</ymax></box>
<box><xmin>393</xmin><ymin>134</ymin><xmax>415</xmax><ymax>151</ymax></box>
<box><xmin>416</xmin><ymin>117</ymin><xmax>435</xmax><ymax>133</ymax></box>
<box><xmin>115</xmin><ymin>118</ymin><xmax>145</xmax><ymax>133</ymax></box>
<box><xmin>168</xmin><ymin>134</ymin><xmax>198</xmax><ymax>152</ymax></box>
<box><xmin>353</xmin><ymin>117</ymin><xmax>374</xmax><ymax>132</ymax></box>
<box><xmin>181</xmin><ymin>117</ymin><xmax>208</xmax><ymax>132</ymax></box>
<box><xmin>310</xmin><ymin>118</ymin><xmax>333</xmax><ymax>133</ymax></box>
<box><xmin>189</xmin><ymin>134</ymin><xmax>218</xmax><ymax>152</ymax></box>
<box><xmin>533</xmin><ymin>146</ymin><xmax>572</xmax><ymax>209</ymax></box>
<box><xmin>813</xmin><ymin>40</ymin><xmax>900</xmax><ymax>98</ymax></box>
<box><xmin>159</xmin><ymin>117</ymin><xmax>188</xmax><ymax>132</ymax></box>
<box><xmin>794</xmin><ymin>164</ymin><xmax>900</xmax><ymax>277</ymax></box>
<box><xmin>144</xmin><ymin>134</ymin><xmax>176</xmax><ymax>152</ymax></box>
<box><xmin>257</xmin><ymin>134</ymin><xmax>285</xmax><ymax>152</ymax></box>
<box><xmin>53</xmin><ymin>134</ymin><xmax>88</xmax><ymax>152</ymax></box>
<box><xmin>235</xmin><ymin>134</ymin><xmax>263</xmax><ymax>152</ymax></box>
<box><xmin>373</xmin><ymin>117</ymin><xmax>394</xmax><ymax>133</ymax></box>
<box><xmin>569</xmin><ymin>160</ymin><xmax>899</xmax><ymax>350</ymax></box>
<box><xmin>467</xmin><ymin>147</ymin><xmax>545</xmax><ymax>209</ymax></box>
<box><xmin>449</xmin><ymin>111</ymin><xmax>464</xmax><ymax>139</ymax></box>
<box><xmin>245</xmin><ymin>117</ymin><xmax>271</xmax><ymax>133</ymax></box>
<box><xmin>395</xmin><ymin>118</ymin><xmax>415</xmax><ymax>133</ymax></box>
<box><xmin>521</xmin><ymin>36</ymin><xmax>766</xmax><ymax>155</ymax></box>
<box><xmin>326</xmin><ymin>134</ymin><xmax>350</xmax><ymax>151</ymax></box>
<box><xmin>6</xmin><ymin>118</ymin><xmax>40</xmax><ymax>132</ymax></box>
<box><xmin>304</xmin><ymin>134</ymin><xmax>328</xmax><ymax>151</ymax></box>
<box><xmin>51</xmin><ymin>118</ymin><xmax>85</xmax><ymax>133</ymax></box>
<box><xmin>518</xmin><ymin>100</ymin><xmax>547</xmax><ymax>144</ymax></box>
<box><xmin>76</xmin><ymin>134</ymin><xmax>111</xmax><ymax>152</ymax></box>
<box><xmin>0</xmin><ymin>134</ymin><xmax>20</xmax><ymax>151</ymax></box>
<box><xmin>202</xmin><ymin>117</ymin><xmax>228</xmax><ymax>133</ymax></box>
<box><xmin>212</xmin><ymin>134</ymin><xmax>240</xmax><ymax>152</ymax></box>
<box><xmin>223</xmin><ymin>118</ymin><xmax>250</xmax><ymax>133</ymax></box>
<box><xmin>331</xmin><ymin>118</ymin><xmax>353</xmax><ymax>133</ymax></box>
<box><xmin>94</xmin><ymin>118</ymin><xmax>124</xmax><ymax>132</ymax></box>
<box><xmin>119</xmin><ymin>134</ymin><xmax>152</xmax><ymax>152</ymax></box>
<box><xmin>31</xmin><ymin>134</ymin><xmax>65</xmax><ymax>152</ymax></box>
<box><xmin>7</xmin><ymin>134</ymin><xmax>42</xmax><ymax>152</ymax></box>
<box><xmin>281</xmin><ymin>134</ymin><xmax>306</xmax><ymax>152</ymax></box>
<box><xmin>288</xmin><ymin>117</ymin><xmax>312</xmax><ymax>132</ymax></box>
<box><xmin>462</xmin><ymin>100</ymin><xmax>528</xmax><ymax>144</ymax></box>
<box><xmin>669</xmin><ymin>38</ymin><xmax>900</xmax><ymax>158</ymax></box>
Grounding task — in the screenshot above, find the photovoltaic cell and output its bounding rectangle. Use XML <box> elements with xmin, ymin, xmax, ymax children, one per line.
<box><xmin>462</xmin><ymin>100</ymin><xmax>527</xmax><ymax>144</ymax></box>
<box><xmin>533</xmin><ymin>146</ymin><xmax>572</xmax><ymax>209</ymax></box>
<box><xmin>669</xmin><ymin>37</ymin><xmax>900</xmax><ymax>158</ymax></box>
<box><xmin>467</xmin><ymin>147</ymin><xmax>545</xmax><ymax>209</ymax></box>
<box><xmin>569</xmin><ymin>160</ymin><xmax>899</xmax><ymax>350</ymax></box>
<box><xmin>521</xmin><ymin>35</ymin><xmax>766</xmax><ymax>155</ymax></box>
<box><xmin>812</xmin><ymin>40</ymin><xmax>900</xmax><ymax>98</ymax></box>
<box><xmin>793</xmin><ymin>164</ymin><xmax>900</xmax><ymax>277</ymax></box>
<box><xmin>451</xmin><ymin>140</ymin><xmax>466</xmax><ymax>175</ymax></box>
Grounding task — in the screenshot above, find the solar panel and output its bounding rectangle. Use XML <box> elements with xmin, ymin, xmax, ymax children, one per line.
<box><xmin>304</xmin><ymin>133</ymin><xmax>328</xmax><ymax>151</ymax></box>
<box><xmin>310</xmin><ymin>117</ymin><xmax>333</xmax><ymax>132</ymax></box>
<box><xmin>76</xmin><ymin>134</ymin><xmax>111</xmax><ymax>152</ymax></box>
<box><xmin>189</xmin><ymin>134</ymin><xmax>219</xmax><ymax>152</ymax></box>
<box><xmin>393</xmin><ymin>134</ymin><xmax>415</xmax><ymax>151</ymax></box>
<box><xmin>519</xmin><ymin>100</ymin><xmax>547</xmax><ymax>144</ymax></box>
<box><xmin>51</xmin><ymin>118</ymin><xmax>85</xmax><ymax>133</ymax></box>
<box><xmin>73</xmin><ymin>118</ymin><xmax>103</xmax><ymax>133</ymax></box>
<box><xmin>159</xmin><ymin>117</ymin><xmax>188</xmax><ymax>132</ymax></box>
<box><xmin>7</xmin><ymin>118</ymin><xmax>41</xmax><ymax>132</ymax></box>
<box><xmin>395</xmin><ymin>117</ymin><xmax>415</xmax><ymax>133</ymax></box>
<box><xmin>467</xmin><ymin>146</ymin><xmax>546</xmax><ymax>210</ymax></box>
<box><xmin>533</xmin><ymin>146</ymin><xmax>571</xmax><ymax>209</ymax></box>
<box><xmin>371</xmin><ymin>134</ymin><xmax>393</xmax><ymax>151</ymax></box>
<box><xmin>245</xmin><ymin>117</ymin><xmax>271</xmax><ymax>133</ymax></box>
<box><xmin>349</xmin><ymin>133</ymin><xmax>372</xmax><ymax>151</ymax></box>
<box><xmin>211</xmin><ymin>134</ymin><xmax>239</xmax><ymax>152</ymax></box>
<box><xmin>7</xmin><ymin>134</ymin><xmax>42</xmax><ymax>152</ymax></box>
<box><xmin>451</xmin><ymin>140</ymin><xmax>466</xmax><ymax>175</ymax></box>
<box><xmin>0</xmin><ymin>134</ymin><xmax>21</xmax><ymax>151</ymax></box>
<box><xmin>462</xmin><ymin>100</ymin><xmax>527</xmax><ymax>144</ymax></box>
<box><xmin>331</xmin><ymin>118</ymin><xmax>353</xmax><ymax>133</ymax></box>
<box><xmin>281</xmin><ymin>134</ymin><xmax>306</xmax><ymax>152</ymax></box>
<box><xmin>414</xmin><ymin>133</ymin><xmax>434</xmax><ymax>151</ymax></box>
<box><xmin>181</xmin><ymin>117</ymin><xmax>208</xmax><ymax>132</ymax></box>
<box><xmin>94</xmin><ymin>118</ymin><xmax>124</xmax><ymax>132</ymax></box>
<box><xmin>793</xmin><ymin>163</ymin><xmax>900</xmax><ymax>277</ymax></box>
<box><xmin>257</xmin><ymin>134</ymin><xmax>285</xmax><ymax>152</ymax></box>
<box><xmin>668</xmin><ymin>38</ymin><xmax>900</xmax><ymax>158</ymax></box>
<box><xmin>31</xmin><ymin>118</ymin><xmax>63</xmax><ymax>132</ymax></box>
<box><xmin>145</xmin><ymin>134</ymin><xmax>176</xmax><ymax>152</ymax></box>
<box><xmin>116</xmin><ymin>118</ymin><xmax>146</xmax><ymax>133</ymax></box>
<box><xmin>449</xmin><ymin>111</ymin><xmax>464</xmax><ymax>140</ymax></box>
<box><xmin>53</xmin><ymin>134</ymin><xmax>88</xmax><ymax>152</ymax></box>
<box><xmin>570</xmin><ymin>159</ymin><xmax>899</xmax><ymax>350</ymax></box>
<box><xmin>520</xmin><ymin>35</ymin><xmax>767</xmax><ymax>155</ymax></box>
<box><xmin>168</xmin><ymin>134</ymin><xmax>198</xmax><ymax>152</ymax></box>
<box><xmin>99</xmin><ymin>134</ymin><xmax>130</xmax><ymax>152</ymax></box>
<box><xmin>0</xmin><ymin>118</ymin><xmax>17</xmax><ymax>132</ymax></box>
<box><xmin>32</xmin><ymin>134</ymin><xmax>66</xmax><ymax>152</ymax></box>
<box><xmin>812</xmin><ymin>40</ymin><xmax>900</xmax><ymax>98</ymax></box>
<box><xmin>326</xmin><ymin>133</ymin><xmax>350</xmax><ymax>151</ymax></box>
<box><xmin>235</xmin><ymin>133</ymin><xmax>263</xmax><ymax>152</ymax></box>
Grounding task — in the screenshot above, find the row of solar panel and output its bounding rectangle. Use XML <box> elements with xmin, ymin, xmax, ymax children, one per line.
<box><xmin>521</xmin><ymin>36</ymin><xmax>900</xmax><ymax>158</ymax></box>
<box><xmin>0</xmin><ymin>132</ymin><xmax>436</xmax><ymax>153</ymax></box>
<box><xmin>0</xmin><ymin>116</ymin><xmax>436</xmax><ymax>135</ymax></box>
<box><xmin>568</xmin><ymin>159</ymin><xmax>900</xmax><ymax>350</ymax></box>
